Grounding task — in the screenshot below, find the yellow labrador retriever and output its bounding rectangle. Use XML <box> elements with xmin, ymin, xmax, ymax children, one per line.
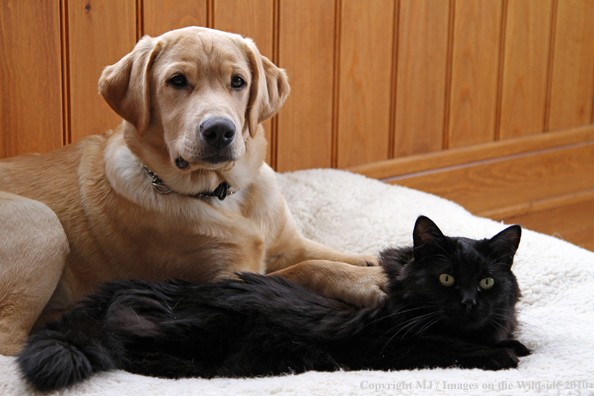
<box><xmin>0</xmin><ymin>27</ymin><xmax>385</xmax><ymax>355</ymax></box>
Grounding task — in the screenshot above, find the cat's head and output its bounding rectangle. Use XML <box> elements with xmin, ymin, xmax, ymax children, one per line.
<box><xmin>383</xmin><ymin>216</ymin><xmax>522</xmax><ymax>341</ymax></box>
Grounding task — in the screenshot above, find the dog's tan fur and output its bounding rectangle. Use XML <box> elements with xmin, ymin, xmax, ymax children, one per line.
<box><xmin>0</xmin><ymin>27</ymin><xmax>385</xmax><ymax>355</ymax></box>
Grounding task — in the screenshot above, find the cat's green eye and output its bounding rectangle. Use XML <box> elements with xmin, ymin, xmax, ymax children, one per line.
<box><xmin>439</xmin><ymin>274</ymin><xmax>455</xmax><ymax>287</ymax></box>
<box><xmin>480</xmin><ymin>278</ymin><xmax>495</xmax><ymax>289</ymax></box>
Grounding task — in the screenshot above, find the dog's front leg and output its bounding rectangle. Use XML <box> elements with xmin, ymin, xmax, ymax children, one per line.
<box><xmin>266</xmin><ymin>229</ymin><xmax>378</xmax><ymax>274</ymax></box>
<box><xmin>262</xmin><ymin>200</ymin><xmax>384</xmax><ymax>306</ymax></box>
<box><xmin>292</xmin><ymin>237</ymin><xmax>378</xmax><ymax>267</ymax></box>
<box><xmin>268</xmin><ymin>260</ymin><xmax>387</xmax><ymax>308</ymax></box>
<box><xmin>265</xmin><ymin>229</ymin><xmax>386</xmax><ymax>307</ymax></box>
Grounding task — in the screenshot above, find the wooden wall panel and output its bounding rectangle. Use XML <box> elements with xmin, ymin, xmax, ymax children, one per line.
<box><xmin>500</xmin><ymin>192</ymin><xmax>594</xmax><ymax>251</ymax></box>
<box><xmin>547</xmin><ymin>0</ymin><xmax>594</xmax><ymax>130</ymax></box>
<box><xmin>394</xmin><ymin>0</ymin><xmax>450</xmax><ymax>157</ymax></box>
<box><xmin>499</xmin><ymin>0</ymin><xmax>553</xmax><ymax>139</ymax></box>
<box><xmin>349</xmin><ymin>124</ymin><xmax>594</xmax><ymax>179</ymax></box>
<box><xmin>213</xmin><ymin>0</ymin><xmax>273</xmax><ymax>56</ymax></box>
<box><xmin>143</xmin><ymin>0</ymin><xmax>207</xmax><ymax>37</ymax></box>
<box><xmin>213</xmin><ymin>0</ymin><xmax>275</xmax><ymax>165</ymax></box>
<box><xmin>392</xmin><ymin>141</ymin><xmax>594</xmax><ymax>215</ymax></box>
<box><xmin>335</xmin><ymin>0</ymin><xmax>395</xmax><ymax>168</ymax></box>
<box><xmin>68</xmin><ymin>0</ymin><xmax>137</xmax><ymax>143</ymax></box>
<box><xmin>0</xmin><ymin>1</ymin><xmax>63</xmax><ymax>157</ymax></box>
<box><xmin>447</xmin><ymin>0</ymin><xmax>502</xmax><ymax>148</ymax></box>
<box><xmin>276</xmin><ymin>0</ymin><xmax>335</xmax><ymax>172</ymax></box>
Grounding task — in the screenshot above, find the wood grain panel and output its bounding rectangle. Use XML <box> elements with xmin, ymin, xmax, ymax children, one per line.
<box><xmin>276</xmin><ymin>0</ymin><xmax>335</xmax><ymax>172</ymax></box>
<box><xmin>496</xmin><ymin>190</ymin><xmax>594</xmax><ymax>252</ymax></box>
<box><xmin>391</xmin><ymin>141</ymin><xmax>594</xmax><ymax>214</ymax></box>
<box><xmin>143</xmin><ymin>0</ymin><xmax>207</xmax><ymax>37</ymax></box>
<box><xmin>447</xmin><ymin>0</ymin><xmax>503</xmax><ymax>148</ymax></box>
<box><xmin>213</xmin><ymin>0</ymin><xmax>273</xmax><ymax>56</ymax></box>
<box><xmin>394</xmin><ymin>0</ymin><xmax>450</xmax><ymax>157</ymax></box>
<box><xmin>335</xmin><ymin>0</ymin><xmax>395</xmax><ymax>168</ymax></box>
<box><xmin>348</xmin><ymin>124</ymin><xmax>594</xmax><ymax>179</ymax></box>
<box><xmin>499</xmin><ymin>0</ymin><xmax>553</xmax><ymax>139</ymax></box>
<box><xmin>547</xmin><ymin>0</ymin><xmax>594</xmax><ymax>130</ymax></box>
<box><xmin>0</xmin><ymin>1</ymin><xmax>63</xmax><ymax>157</ymax></box>
<box><xmin>68</xmin><ymin>0</ymin><xmax>136</xmax><ymax>143</ymax></box>
<box><xmin>213</xmin><ymin>0</ymin><xmax>274</xmax><ymax>165</ymax></box>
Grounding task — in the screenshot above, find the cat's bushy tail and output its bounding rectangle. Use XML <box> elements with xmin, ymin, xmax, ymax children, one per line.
<box><xmin>17</xmin><ymin>322</ymin><xmax>117</xmax><ymax>391</ymax></box>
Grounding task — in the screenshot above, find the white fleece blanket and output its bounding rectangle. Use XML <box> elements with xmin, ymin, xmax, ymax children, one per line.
<box><xmin>2</xmin><ymin>169</ymin><xmax>593</xmax><ymax>396</ymax></box>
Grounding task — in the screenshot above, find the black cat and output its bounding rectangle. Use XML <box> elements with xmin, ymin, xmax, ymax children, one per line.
<box><xmin>18</xmin><ymin>216</ymin><xmax>529</xmax><ymax>391</ymax></box>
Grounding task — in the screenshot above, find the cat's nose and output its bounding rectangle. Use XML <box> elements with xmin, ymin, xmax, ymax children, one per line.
<box><xmin>461</xmin><ymin>290</ymin><xmax>477</xmax><ymax>310</ymax></box>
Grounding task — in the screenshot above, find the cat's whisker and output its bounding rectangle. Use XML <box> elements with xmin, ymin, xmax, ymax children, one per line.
<box><xmin>374</xmin><ymin>313</ymin><xmax>430</xmax><ymax>353</ymax></box>
<box><xmin>362</xmin><ymin>303</ymin><xmax>440</xmax><ymax>328</ymax></box>
<box><xmin>486</xmin><ymin>317</ymin><xmax>507</xmax><ymax>332</ymax></box>
<box><xmin>410</xmin><ymin>313</ymin><xmax>440</xmax><ymax>335</ymax></box>
<box><xmin>362</xmin><ymin>307</ymin><xmax>441</xmax><ymax>358</ymax></box>
<box><xmin>513</xmin><ymin>312</ymin><xmax>547</xmax><ymax>343</ymax></box>
<box><xmin>376</xmin><ymin>312</ymin><xmax>441</xmax><ymax>356</ymax></box>
<box><xmin>390</xmin><ymin>312</ymin><xmax>441</xmax><ymax>341</ymax></box>
<box><xmin>416</xmin><ymin>316</ymin><xmax>442</xmax><ymax>338</ymax></box>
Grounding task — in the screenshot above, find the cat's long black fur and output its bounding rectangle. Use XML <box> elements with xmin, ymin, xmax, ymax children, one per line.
<box><xmin>18</xmin><ymin>216</ymin><xmax>530</xmax><ymax>391</ymax></box>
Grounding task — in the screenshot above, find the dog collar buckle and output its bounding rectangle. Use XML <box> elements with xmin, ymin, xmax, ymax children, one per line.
<box><xmin>143</xmin><ymin>166</ymin><xmax>173</xmax><ymax>194</ymax></box>
<box><xmin>153</xmin><ymin>183</ymin><xmax>173</xmax><ymax>194</ymax></box>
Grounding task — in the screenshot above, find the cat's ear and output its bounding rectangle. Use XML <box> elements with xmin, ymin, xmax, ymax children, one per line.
<box><xmin>413</xmin><ymin>216</ymin><xmax>445</xmax><ymax>248</ymax></box>
<box><xmin>488</xmin><ymin>225</ymin><xmax>522</xmax><ymax>269</ymax></box>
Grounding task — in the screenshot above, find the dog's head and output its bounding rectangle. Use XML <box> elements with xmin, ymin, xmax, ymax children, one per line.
<box><xmin>99</xmin><ymin>27</ymin><xmax>289</xmax><ymax>193</ymax></box>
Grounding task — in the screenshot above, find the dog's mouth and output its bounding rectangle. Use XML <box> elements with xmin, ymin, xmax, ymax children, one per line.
<box><xmin>174</xmin><ymin>154</ymin><xmax>236</xmax><ymax>171</ymax></box>
<box><xmin>175</xmin><ymin>156</ymin><xmax>190</xmax><ymax>169</ymax></box>
<box><xmin>201</xmin><ymin>154</ymin><xmax>233</xmax><ymax>165</ymax></box>
<box><xmin>174</xmin><ymin>138</ymin><xmax>241</xmax><ymax>171</ymax></box>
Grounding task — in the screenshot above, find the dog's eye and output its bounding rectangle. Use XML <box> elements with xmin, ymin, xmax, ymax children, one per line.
<box><xmin>231</xmin><ymin>76</ymin><xmax>246</xmax><ymax>89</ymax></box>
<box><xmin>169</xmin><ymin>75</ymin><xmax>188</xmax><ymax>88</ymax></box>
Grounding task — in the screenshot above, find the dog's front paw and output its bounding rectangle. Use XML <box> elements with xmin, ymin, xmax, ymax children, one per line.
<box><xmin>349</xmin><ymin>284</ymin><xmax>387</xmax><ymax>308</ymax></box>
<box><xmin>339</xmin><ymin>266</ymin><xmax>387</xmax><ymax>308</ymax></box>
<box><xmin>349</xmin><ymin>254</ymin><xmax>379</xmax><ymax>267</ymax></box>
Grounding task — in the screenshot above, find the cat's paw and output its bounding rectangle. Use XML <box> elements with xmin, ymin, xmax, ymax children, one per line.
<box><xmin>457</xmin><ymin>347</ymin><xmax>519</xmax><ymax>370</ymax></box>
<box><xmin>495</xmin><ymin>339</ymin><xmax>531</xmax><ymax>357</ymax></box>
<box><xmin>480</xmin><ymin>348</ymin><xmax>519</xmax><ymax>370</ymax></box>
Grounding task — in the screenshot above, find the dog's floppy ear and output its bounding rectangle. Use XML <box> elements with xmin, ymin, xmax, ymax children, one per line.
<box><xmin>244</xmin><ymin>39</ymin><xmax>290</xmax><ymax>137</ymax></box>
<box><xmin>99</xmin><ymin>36</ymin><xmax>161</xmax><ymax>136</ymax></box>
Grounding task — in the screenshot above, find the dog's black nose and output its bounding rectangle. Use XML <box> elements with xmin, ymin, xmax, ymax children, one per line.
<box><xmin>200</xmin><ymin>117</ymin><xmax>236</xmax><ymax>150</ymax></box>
